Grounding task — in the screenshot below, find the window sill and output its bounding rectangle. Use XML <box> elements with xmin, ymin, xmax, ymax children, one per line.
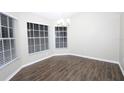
<box><xmin>28</xmin><ymin>49</ymin><xmax>50</xmax><ymax>56</ymax></box>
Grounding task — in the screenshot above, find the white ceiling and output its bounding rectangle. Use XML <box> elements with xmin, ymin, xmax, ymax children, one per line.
<box><xmin>35</xmin><ymin>12</ymin><xmax>77</xmax><ymax>20</ymax></box>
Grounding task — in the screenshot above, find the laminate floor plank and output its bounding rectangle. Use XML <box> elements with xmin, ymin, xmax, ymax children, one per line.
<box><xmin>10</xmin><ymin>55</ymin><xmax>124</xmax><ymax>81</ymax></box>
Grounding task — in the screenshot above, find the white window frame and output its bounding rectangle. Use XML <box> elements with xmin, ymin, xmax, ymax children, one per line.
<box><xmin>55</xmin><ymin>26</ymin><xmax>67</xmax><ymax>48</ymax></box>
<box><xmin>0</xmin><ymin>13</ymin><xmax>16</xmax><ymax>68</ymax></box>
<box><xmin>27</xmin><ymin>22</ymin><xmax>49</xmax><ymax>54</ymax></box>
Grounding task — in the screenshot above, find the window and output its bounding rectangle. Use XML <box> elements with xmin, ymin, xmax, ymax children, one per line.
<box><xmin>55</xmin><ymin>26</ymin><xmax>67</xmax><ymax>48</ymax></box>
<box><xmin>0</xmin><ymin>13</ymin><xmax>16</xmax><ymax>67</ymax></box>
<box><xmin>27</xmin><ymin>22</ymin><xmax>49</xmax><ymax>54</ymax></box>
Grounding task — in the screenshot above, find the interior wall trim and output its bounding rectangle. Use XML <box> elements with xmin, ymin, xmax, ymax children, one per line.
<box><xmin>6</xmin><ymin>55</ymin><xmax>54</xmax><ymax>81</ymax></box>
<box><xmin>118</xmin><ymin>63</ymin><xmax>124</xmax><ymax>76</ymax></box>
<box><xmin>5</xmin><ymin>65</ymin><xmax>22</xmax><ymax>81</ymax></box>
<box><xmin>68</xmin><ymin>53</ymin><xmax>119</xmax><ymax>64</ymax></box>
<box><xmin>21</xmin><ymin>55</ymin><xmax>54</xmax><ymax>69</ymax></box>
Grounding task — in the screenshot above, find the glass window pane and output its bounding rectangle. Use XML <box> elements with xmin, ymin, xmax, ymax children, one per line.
<box><xmin>64</xmin><ymin>42</ymin><xmax>67</xmax><ymax>48</ymax></box>
<box><xmin>34</xmin><ymin>31</ymin><xmax>39</xmax><ymax>37</ymax></box>
<box><xmin>45</xmin><ymin>32</ymin><xmax>48</xmax><ymax>37</ymax></box>
<box><xmin>0</xmin><ymin>40</ymin><xmax>3</xmax><ymax>53</ymax></box>
<box><xmin>63</xmin><ymin>27</ymin><xmax>67</xmax><ymax>31</ymax></box>
<box><xmin>64</xmin><ymin>38</ymin><xmax>67</xmax><ymax>42</ymax></box>
<box><xmin>9</xmin><ymin>17</ymin><xmax>13</xmax><ymax>28</ymax></box>
<box><xmin>4</xmin><ymin>50</ymin><xmax>11</xmax><ymax>63</ymax></box>
<box><xmin>35</xmin><ymin>45</ymin><xmax>40</xmax><ymax>52</ymax></box>
<box><xmin>27</xmin><ymin>23</ymin><xmax>30</xmax><ymax>29</ymax></box>
<box><xmin>43</xmin><ymin>25</ymin><xmax>45</xmax><ymax>30</ymax></box>
<box><xmin>59</xmin><ymin>27</ymin><xmax>62</xmax><ymax>31</ymax></box>
<box><xmin>60</xmin><ymin>38</ymin><xmax>64</xmax><ymax>42</ymax></box>
<box><xmin>55</xmin><ymin>27</ymin><xmax>58</xmax><ymax>31</ymax></box>
<box><xmin>28</xmin><ymin>30</ymin><xmax>34</xmax><ymax>37</ymax></box>
<box><xmin>40</xmin><ymin>25</ymin><xmax>43</xmax><ymax>30</ymax></box>
<box><xmin>35</xmin><ymin>38</ymin><xmax>40</xmax><ymax>45</ymax></box>
<box><xmin>29</xmin><ymin>46</ymin><xmax>34</xmax><ymax>53</ymax></box>
<box><xmin>56</xmin><ymin>32</ymin><xmax>60</xmax><ymax>37</ymax></box>
<box><xmin>56</xmin><ymin>43</ymin><xmax>59</xmax><ymax>48</ymax></box>
<box><xmin>45</xmin><ymin>25</ymin><xmax>48</xmax><ymax>31</ymax></box>
<box><xmin>40</xmin><ymin>31</ymin><xmax>44</xmax><ymax>37</ymax></box>
<box><xmin>60</xmin><ymin>43</ymin><xmax>63</xmax><ymax>48</ymax></box>
<box><xmin>3</xmin><ymin>40</ymin><xmax>10</xmax><ymax>51</ymax></box>
<box><xmin>9</xmin><ymin>28</ymin><xmax>13</xmax><ymax>38</ymax></box>
<box><xmin>0</xmin><ymin>52</ymin><xmax>4</xmax><ymax>66</ymax></box>
<box><xmin>1</xmin><ymin>14</ymin><xmax>8</xmax><ymax>26</ymax></box>
<box><xmin>11</xmin><ymin>39</ymin><xmax>15</xmax><ymax>49</ymax></box>
<box><xmin>60</xmin><ymin>32</ymin><xmax>64</xmax><ymax>37</ymax></box>
<box><xmin>28</xmin><ymin>46</ymin><xmax>31</xmax><ymax>53</ymax></box>
<box><xmin>27</xmin><ymin>23</ymin><xmax>33</xmax><ymax>29</ymax></box>
<box><xmin>12</xmin><ymin>49</ymin><xmax>16</xmax><ymax>59</ymax></box>
<box><xmin>30</xmin><ymin>23</ymin><xmax>33</xmax><ymax>29</ymax></box>
<box><xmin>46</xmin><ymin>43</ymin><xmax>49</xmax><ymax>49</ymax></box>
<box><xmin>45</xmin><ymin>38</ymin><xmax>48</xmax><ymax>49</ymax></box>
<box><xmin>41</xmin><ymin>38</ymin><xmax>44</xmax><ymax>45</ymax></box>
<box><xmin>28</xmin><ymin>38</ymin><xmax>34</xmax><ymax>46</ymax></box>
<box><xmin>2</xmin><ymin>27</ymin><xmax>8</xmax><ymax>38</ymax></box>
<box><xmin>41</xmin><ymin>44</ymin><xmax>45</xmax><ymax>51</ymax></box>
<box><xmin>34</xmin><ymin>24</ymin><xmax>39</xmax><ymax>30</ymax></box>
<box><xmin>27</xmin><ymin>31</ymin><xmax>30</xmax><ymax>37</ymax></box>
<box><xmin>56</xmin><ymin>38</ymin><xmax>59</xmax><ymax>43</ymax></box>
<box><xmin>61</xmin><ymin>27</ymin><xmax>64</xmax><ymax>31</ymax></box>
<box><xmin>45</xmin><ymin>38</ymin><xmax>48</xmax><ymax>43</ymax></box>
<box><xmin>64</xmin><ymin>31</ymin><xmax>67</xmax><ymax>37</ymax></box>
<box><xmin>45</xmin><ymin>38</ymin><xmax>49</xmax><ymax>49</ymax></box>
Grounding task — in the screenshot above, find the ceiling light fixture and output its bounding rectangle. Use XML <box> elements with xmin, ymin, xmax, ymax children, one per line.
<box><xmin>56</xmin><ymin>18</ymin><xmax>71</xmax><ymax>26</ymax></box>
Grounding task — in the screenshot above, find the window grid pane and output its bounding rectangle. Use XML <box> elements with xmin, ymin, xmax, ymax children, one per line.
<box><xmin>0</xmin><ymin>40</ymin><xmax>3</xmax><ymax>53</ymax></box>
<box><xmin>2</xmin><ymin>27</ymin><xmax>8</xmax><ymax>38</ymax></box>
<box><xmin>0</xmin><ymin>52</ymin><xmax>4</xmax><ymax>66</ymax></box>
<box><xmin>27</xmin><ymin>22</ymin><xmax>49</xmax><ymax>54</ymax></box>
<box><xmin>55</xmin><ymin>26</ymin><xmax>67</xmax><ymax>48</ymax></box>
<box><xmin>1</xmin><ymin>14</ymin><xmax>8</xmax><ymax>26</ymax></box>
<box><xmin>12</xmin><ymin>48</ymin><xmax>16</xmax><ymax>59</ymax></box>
<box><xmin>0</xmin><ymin>13</ymin><xmax>16</xmax><ymax>67</ymax></box>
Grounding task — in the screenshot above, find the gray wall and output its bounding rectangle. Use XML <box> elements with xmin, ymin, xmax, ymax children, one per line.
<box><xmin>69</xmin><ymin>13</ymin><xmax>120</xmax><ymax>62</ymax></box>
<box><xmin>120</xmin><ymin>13</ymin><xmax>124</xmax><ymax>71</ymax></box>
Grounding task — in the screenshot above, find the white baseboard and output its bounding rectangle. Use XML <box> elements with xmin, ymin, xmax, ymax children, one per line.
<box><xmin>6</xmin><ymin>54</ymin><xmax>54</xmax><ymax>81</ymax></box>
<box><xmin>69</xmin><ymin>53</ymin><xmax>124</xmax><ymax>77</ymax></box>
<box><xmin>21</xmin><ymin>55</ymin><xmax>54</xmax><ymax>68</ymax></box>
<box><xmin>6</xmin><ymin>66</ymin><xmax>23</xmax><ymax>81</ymax></box>
<box><xmin>6</xmin><ymin>53</ymin><xmax>122</xmax><ymax>81</ymax></box>
<box><xmin>53</xmin><ymin>53</ymin><xmax>70</xmax><ymax>56</ymax></box>
<box><xmin>68</xmin><ymin>53</ymin><xmax>119</xmax><ymax>64</ymax></box>
<box><xmin>118</xmin><ymin>63</ymin><xmax>124</xmax><ymax>76</ymax></box>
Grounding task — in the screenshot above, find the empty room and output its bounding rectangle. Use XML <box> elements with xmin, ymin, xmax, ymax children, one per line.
<box><xmin>0</xmin><ymin>12</ymin><xmax>124</xmax><ymax>81</ymax></box>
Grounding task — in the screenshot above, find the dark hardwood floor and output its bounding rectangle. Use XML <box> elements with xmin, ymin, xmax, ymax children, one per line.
<box><xmin>10</xmin><ymin>55</ymin><xmax>124</xmax><ymax>81</ymax></box>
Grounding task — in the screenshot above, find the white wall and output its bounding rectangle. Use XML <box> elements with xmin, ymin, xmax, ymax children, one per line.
<box><xmin>68</xmin><ymin>13</ymin><xmax>120</xmax><ymax>62</ymax></box>
<box><xmin>120</xmin><ymin>13</ymin><xmax>124</xmax><ymax>72</ymax></box>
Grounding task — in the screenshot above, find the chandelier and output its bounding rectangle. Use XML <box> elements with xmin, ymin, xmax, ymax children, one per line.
<box><xmin>56</xmin><ymin>18</ymin><xmax>71</xmax><ymax>26</ymax></box>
